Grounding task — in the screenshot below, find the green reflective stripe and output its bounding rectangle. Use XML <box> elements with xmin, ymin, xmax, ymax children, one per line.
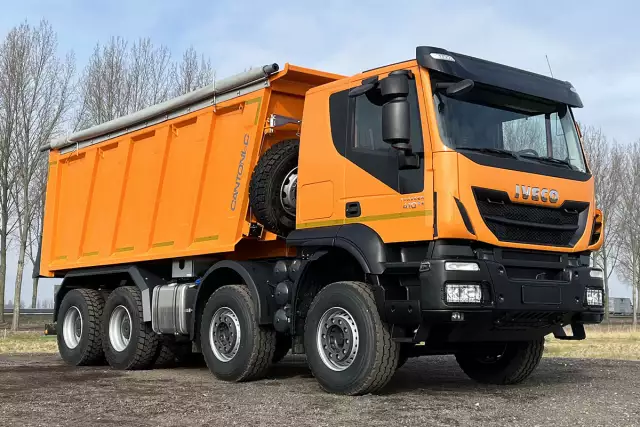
<box><xmin>115</xmin><ymin>246</ymin><xmax>134</xmax><ymax>253</ymax></box>
<box><xmin>152</xmin><ymin>241</ymin><xmax>174</xmax><ymax>248</ymax></box>
<box><xmin>194</xmin><ymin>235</ymin><xmax>219</xmax><ymax>243</ymax></box>
<box><xmin>244</xmin><ymin>97</ymin><xmax>262</xmax><ymax>124</ymax></box>
<box><xmin>82</xmin><ymin>251</ymin><xmax>99</xmax><ymax>257</ymax></box>
<box><xmin>297</xmin><ymin>209</ymin><xmax>432</xmax><ymax>229</ymax></box>
<box><xmin>54</xmin><ymin>255</ymin><xmax>67</xmax><ymax>261</ymax></box>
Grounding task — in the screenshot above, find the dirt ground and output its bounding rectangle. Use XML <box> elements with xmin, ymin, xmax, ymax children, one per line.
<box><xmin>1</xmin><ymin>354</ymin><xmax>639</xmax><ymax>427</ymax></box>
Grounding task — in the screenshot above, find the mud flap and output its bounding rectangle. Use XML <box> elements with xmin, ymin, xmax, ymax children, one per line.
<box><xmin>552</xmin><ymin>323</ymin><xmax>586</xmax><ymax>341</ymax></box>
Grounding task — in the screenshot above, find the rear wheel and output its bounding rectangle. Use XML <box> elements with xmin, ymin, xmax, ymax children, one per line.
<box><xmin>57</xmin><ymin>289</ymin><xmax>105</xmax><ymax>366</ymax></box>
<box><xmin>304</xmin><ymin>281</ymin><xmax>399</xmax><ymax>395</ymax></box>
<box><xmin>102</xmin><ymin>286</ymin><xmax>159</xmax><ymax>370</ymax></box>
<box><xmin>455</xmin><ymin>339</ymin><xmax>544</xmax><ymax>385</ymax></box>
<box><xmin>200</xmin><ymin>285</ymin><xmax>276</xmax><ymax>381</ymax></box>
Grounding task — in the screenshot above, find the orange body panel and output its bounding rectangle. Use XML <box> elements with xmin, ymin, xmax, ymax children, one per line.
<box><xmin>40</xmin><ymin>65</ymin><xmax>342</xmax><ymax>276</ymax></box>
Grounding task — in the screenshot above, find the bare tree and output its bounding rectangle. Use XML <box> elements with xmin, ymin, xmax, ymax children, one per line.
<box><xmin>27</xmin><ymin>156</ymin><xmax>46</xmax><ymax>308</ymax></box>
<box><xmin>581</xmin><ymin>125</ymin><xmax>623</xmax><ymax>320</ymax></box>
<box><xmin>7</xmin><ymin>21</ymin><xmax>73</xmax><ymax>331</ymax></box>
<box><xmin>615</xmin><ymin>141</ymin><xmax>640</xmax><ymax>328</ymax></box>
<box><xmin>0</xmin><ymin>24</ymin><xmax>26</xmax><ymax>324</ymax></box>
<box><xmin>75</xmin><ymin>37</ymin><xmax>173</xmax><ymax>130</ymax></box>
<box><xmin>171</xmin><ymin>46</ymin><xmax>213</xmax><ymax>96</ymax></box>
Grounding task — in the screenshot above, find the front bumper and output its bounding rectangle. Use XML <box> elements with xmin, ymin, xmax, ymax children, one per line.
<box><xmin>384</xmin><ymin>256</ymin><xmax>604</xmax><ymax>337</ymax></box>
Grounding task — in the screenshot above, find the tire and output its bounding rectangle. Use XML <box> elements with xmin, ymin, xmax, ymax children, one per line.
<box><xmin>455</xmin><ymin>338</ymin><xmax>544</xmax><ymax>385</ymax></box>
<box><xmin>57</xmin><ymin>289</ymin><xmax>105</xmax><ymax>366</ymax></box>
<box><xmin>304</xmin><ymin>281</ymin><xmax>399</xmax><ymax>395</ymax></box>
<box><xmin>102</xmin><ymin>286</ymin><xmax>159</xmax><ymax>370</ymax></box>
<box><xmin>200</xmin><ymin>285</ymin><xmax>276</xmax><ymax>382</ymax></box>
<box><xmin>249</xmin><ymin>140</ymin><xmax>299</xmax><ymax>236</ymax></box>
<box><xmin>272</xmin><ymin>334</ymin><xmax>292</xmax><ymax>364</ymax></box>
<box><xmin>153</xmin><ymin>337</ymin><xmax>177</xmax><ymax>368</ymax></box>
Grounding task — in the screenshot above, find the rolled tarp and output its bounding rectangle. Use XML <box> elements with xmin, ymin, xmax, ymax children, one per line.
<box><xmin>41</xmin><ymin>63</ymin><xmax>279</xmax><ymax>152</ymax></box>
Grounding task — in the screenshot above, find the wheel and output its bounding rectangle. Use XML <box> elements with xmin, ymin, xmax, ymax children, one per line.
<box><xmin>304</xmin><ymin>281</ymin><xmax>399</xmax><ymax>395</ymax></box>
<box><xmin>455</xmin><ymin>338</ymin><xmax>544</xmax><ymax>385</ymax></box>
<box><xmin>153</xmin><ymin>337</ymin><xmax>177</xmax><ymax>368</ymax></box>
<box><xmin>272</xmin><ymin>334</ymin><xmax>292</xmax><ymax>363</ymax></box>
<box><xmin>200</xmin><ymin>285</ymin><xmax>276</xmax><ymax>382</ymax></box>
<box><xmin>57</xmin><ymin>289</ymin><xmax>105</xmax><ymax>366</ymax></box>
<box><xmin>249</xmin><ymin>139</ymin><xmax>299</xmax><ymax>236</ymax></box>
<box><xmin>102</xmin><ymin>286</ymin><xmax>159</xmax><ymax>370</ymax></box>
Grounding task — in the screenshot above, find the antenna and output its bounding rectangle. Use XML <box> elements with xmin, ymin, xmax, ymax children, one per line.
<box><xmin>545</xmin><ymin>54</ymin><xmax>554</xmax><ymax>78</ymax></box>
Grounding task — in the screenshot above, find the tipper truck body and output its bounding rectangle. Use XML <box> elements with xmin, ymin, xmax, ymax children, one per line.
<box><xmin>39</xmin><ymin>46</ymin><xmax>605</xmax><ymax>395</ymax></box>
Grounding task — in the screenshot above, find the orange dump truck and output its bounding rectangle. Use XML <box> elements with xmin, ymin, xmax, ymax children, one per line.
<box><xmin>39</xmin><ymin>47</ymin><xmax>604</xmax><ymax>395</ymax></box>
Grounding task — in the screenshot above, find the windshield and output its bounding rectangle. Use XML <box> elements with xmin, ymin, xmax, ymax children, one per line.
<box><xmin>432</xmin><ymin>85</ymin><xmax>587</xmax><ymax>172</ymax></box>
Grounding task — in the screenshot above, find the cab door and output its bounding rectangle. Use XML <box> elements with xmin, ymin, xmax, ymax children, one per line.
<box><xmin>342</xmin><ymin>66</ymin><xmax>434</xmax><ymax>243</ymax></box>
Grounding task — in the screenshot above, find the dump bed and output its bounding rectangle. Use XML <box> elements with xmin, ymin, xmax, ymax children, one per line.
<box><xmin>39</xmin><ymin>64</ymin><xmax>343</xmax><ymax>277</ymax></box>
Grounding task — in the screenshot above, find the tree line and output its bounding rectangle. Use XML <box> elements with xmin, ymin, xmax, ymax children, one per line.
<box><xmin>0</xmin><ymin>20</ymin><xmax>213</xmax><ymax>330</ymax></box>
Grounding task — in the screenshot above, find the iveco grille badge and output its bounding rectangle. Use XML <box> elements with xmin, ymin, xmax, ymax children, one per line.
<box><xmin>514</xmin><ymin>185</ymin><xmax>559</xmax><ymax>203</ymax></box>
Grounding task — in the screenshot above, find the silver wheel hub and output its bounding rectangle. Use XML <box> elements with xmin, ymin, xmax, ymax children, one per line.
<box><xmin>109</xmin><ymin>305</ymin><xmax>132</xmax><ymax>352</ymax></box>
<box><xmin>62</xmin><ymin>306</ymin><xmax>83</xmax><ymax>349</ymax></box>
<box><xmin>280</xmin><ymin>167</ymin><xmax>298</xmax><ymax>216</ymax></box>
<box><xmin>209</xmin><ymin>307</ymin><xmax>242</xmax><ymax>362</ymax></box>
<box><xmin>316</xmin><ymin>307</ymin><xmax>359</xmax><ymax>371</ymax></box>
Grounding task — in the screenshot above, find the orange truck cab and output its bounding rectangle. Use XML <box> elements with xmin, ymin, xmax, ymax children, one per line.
<box><xmin>39</xmin><ymin>46</ymin><xmax>604</xmax><ymax>395</ymax></box>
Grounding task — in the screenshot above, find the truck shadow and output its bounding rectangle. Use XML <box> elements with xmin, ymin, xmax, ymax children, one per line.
<box><xmin>265</xmin><ymin>354</ymin><xmax>596</xmax><ymax>395</ymax></box>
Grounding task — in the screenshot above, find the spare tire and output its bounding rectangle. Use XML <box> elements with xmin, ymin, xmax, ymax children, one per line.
<box><xmin>249</xmin><ymin>139</ymin><xmax>299</xmax><ymax>236</ymax></box>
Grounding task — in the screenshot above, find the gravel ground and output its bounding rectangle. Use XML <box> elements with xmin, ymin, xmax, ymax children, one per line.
<box><xmin>1</xmin><ymin>354</ymin><xmax>639</xmax><ymax>427</ymax></box>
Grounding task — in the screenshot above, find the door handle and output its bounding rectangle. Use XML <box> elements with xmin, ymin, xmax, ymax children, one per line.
<box><xmin>345</xmin><ymin>202</ymin><xmax>361</xmax><ymax>218</ymax></box>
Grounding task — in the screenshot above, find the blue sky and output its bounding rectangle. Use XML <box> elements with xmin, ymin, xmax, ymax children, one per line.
<box><xmin>2</xmin><ymin>0</ymin><xmax>638</xmax><ymax>302</ymax></box>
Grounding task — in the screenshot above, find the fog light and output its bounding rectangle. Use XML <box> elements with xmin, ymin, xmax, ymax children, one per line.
<box><xmin>451</xmin><ymin>312</ymin><xmax>464</xmax><ymax>321</ymax></box>
<box><xmin>586</xmin><ymin>288</ymin><xmax>603</xmax><ymax>306</ymax></box>
<box><xmin>445</xmin><ymin>262</ymin><xmax>480</xmax><ymax>272</ymax></box>
<box><xmin>445</xmin><ymin>284</ymin><xmax>482</xmax><ymax>303</ymax></box>
<box><xmin>589</xmin><ymin>269</ymin><xmax>604</xmax><ymax>279</ymax></box>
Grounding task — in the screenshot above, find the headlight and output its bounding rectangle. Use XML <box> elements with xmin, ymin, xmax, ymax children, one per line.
<box><xmin>445</xmin><ymin>284</ymin><xmax>482</xmax><ymax>304</ymax></box>
<box><xmin>589</xmin><ymin>269</ymin><xmax>604</xmax><ymax>279</ymax></box>
<box><xmin>585</xmin><ymin>288</ymin><xmax>603</xmax><ymax>306</ymax></box>
<box><xmin>445</xmin><ymin>262</ymin><xmax>480</xmax><ymax>272</ymax></box>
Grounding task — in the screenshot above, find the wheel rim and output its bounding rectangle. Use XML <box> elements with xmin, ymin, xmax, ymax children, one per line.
<box><xmin>280</xmin><ymin>167</ymin><xmax>298</xmax><ymax>216</ymax></box>
<box><xmin>316</xmin><ymin>307</ymin><xmax>359</xmax><ymax>371</ymax></box>
<box><xmin>209</xmin><ymin>307</ymin><xmax>242</xmax><ymax>362</ymax></box>
<box><xmin>62</xmin><ymin>306</ymin><xmax>83</xmax><ymax>349</ymax></box>
<box><xmin>109</xmin><ymin>305</ymin><xmax>132</xmax><ymax>352</ymax></box>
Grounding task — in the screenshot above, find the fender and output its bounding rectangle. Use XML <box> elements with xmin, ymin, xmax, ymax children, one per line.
<box><xmin>54</xmin><ymin>265</ymin><xmax>166</xmax><ymax>323</ymax></box>
<box><xmin>191</xmin><ymin>260</ymin><xmax>275</xmax><ymax>339</ymax></box>
<box><xmin>287</xmin><ymin>223</ymin><xmax>387</xmax><ymax>274</ymax></box>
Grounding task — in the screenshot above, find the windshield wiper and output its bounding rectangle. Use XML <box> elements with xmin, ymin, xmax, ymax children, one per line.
<box><xmin>456</xmin><ymin>146</ymin><xmax>522</xmax><ymax>160</ymax></box>
<box><xmin>519</xmin><ymin>154</ymin><xmax>577</xmax><ymax>170</ymax></box>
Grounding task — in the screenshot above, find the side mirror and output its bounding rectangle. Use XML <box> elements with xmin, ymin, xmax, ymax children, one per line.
<box><xmin>380</xmin><ymin>72</ymin><xmax>411</xmax><ymax>150</ymax></box>
<box><xmin>435</xmin><ymin>79</ymin><xmax>474</xmax><ymax>97</ymax></box>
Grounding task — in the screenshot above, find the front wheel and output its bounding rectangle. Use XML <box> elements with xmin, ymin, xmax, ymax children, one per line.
<box><xmin>200</xmin><ymin>285</ymin><xmax>276</xmax><ymax>382</ymax></box>
<box><xmin>304</xmin><ymin>281</ymin><xmax>399</xmax><ymax>395</ymax></box>
<box><xmin>455</xmin><ymin>338</ymin><xmax>544</xmax><ymax>385</ymax></box>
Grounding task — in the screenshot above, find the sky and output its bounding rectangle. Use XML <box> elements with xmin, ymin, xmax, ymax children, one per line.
<box><xmin>1</xmin><ymin>0</ymin><xmax>638</xmax><ymax>303</ymax></box>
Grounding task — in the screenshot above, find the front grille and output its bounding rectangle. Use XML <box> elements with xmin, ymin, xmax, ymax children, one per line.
<box><xmin>473</xmin><ymin>188</ymin><xmax>589</xmax><ymax>247</ymax></box>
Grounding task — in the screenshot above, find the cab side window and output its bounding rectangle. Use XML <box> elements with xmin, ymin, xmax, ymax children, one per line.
<box><xmin>329</xmin><ymin>76</ymin><xmax>424</xmax><ymax>194</ymax></box>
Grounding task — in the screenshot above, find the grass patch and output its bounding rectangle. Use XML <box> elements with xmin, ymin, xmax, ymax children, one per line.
<box><xmin>0</xmin><ymin>330</ymin><xmax>58</xmax><ymax>354</ymax></box>
<box><xmin>545</xmin><ymin>325</ymin><xmax>640</xmax><ymax>360</ymax></box>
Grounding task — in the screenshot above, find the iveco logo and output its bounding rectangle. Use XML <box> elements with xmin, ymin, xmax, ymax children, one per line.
<box><xmin>514</xmin><ymin>185</ymin><xmax>559</xmax><ymax>203</ymax></box>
